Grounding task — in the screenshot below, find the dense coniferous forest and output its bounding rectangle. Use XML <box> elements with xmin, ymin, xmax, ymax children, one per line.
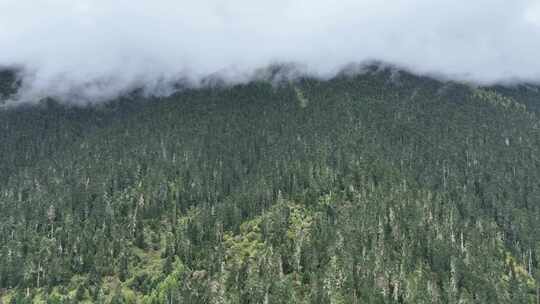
<box><xmin>1</xmin><ymin>66</ymin><xmax>540</xmax><ymax>303</ymax></box>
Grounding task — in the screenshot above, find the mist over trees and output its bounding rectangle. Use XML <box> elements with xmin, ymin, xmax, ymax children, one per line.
<box><xmin>3</xmin><ymin>0</ymin><xmax>540</xmax><ymax>104</ymax></box>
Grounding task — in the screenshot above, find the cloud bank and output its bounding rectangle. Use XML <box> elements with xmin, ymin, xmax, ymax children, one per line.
<box><xmin>1</xmin><ymin>0</ymin><xmax>540</xmax><ymax>103</ymax></box>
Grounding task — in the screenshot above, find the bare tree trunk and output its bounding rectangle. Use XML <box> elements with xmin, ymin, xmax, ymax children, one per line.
<box><xmin>37</xmin><ymin>262</ymin><xmax>41</xmax><ymax>289</ymax></box>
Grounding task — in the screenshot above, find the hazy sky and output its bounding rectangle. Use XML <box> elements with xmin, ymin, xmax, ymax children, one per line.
<box><xmin>1</xmin><ymin>0</ymin><xmax>540</xmax><ymax>102</ymax></box>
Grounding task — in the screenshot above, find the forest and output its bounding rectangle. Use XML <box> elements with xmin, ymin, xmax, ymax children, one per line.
<box><xmin>0</xmin><ymin>66</ymin><xmax>540</xmax><ymax>303</ymax></box>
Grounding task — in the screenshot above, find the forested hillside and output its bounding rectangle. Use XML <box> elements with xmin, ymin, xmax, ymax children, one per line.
<box><xmin>1</xmin><ymin>67</ymin><xmax>540</xmax><ymax>303</ymax></box>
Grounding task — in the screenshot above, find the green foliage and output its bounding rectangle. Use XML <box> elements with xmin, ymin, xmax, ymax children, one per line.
<box><xmin>1</xmin><ymin>69</ymin><xmax>540</xmax><ymax>302</ymax></box>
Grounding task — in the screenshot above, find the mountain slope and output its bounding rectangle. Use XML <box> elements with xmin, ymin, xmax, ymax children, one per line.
<box><xmin>1</xmin><ymin>69</ymin><xmax>540</xmax><ymax>303</ymax></box>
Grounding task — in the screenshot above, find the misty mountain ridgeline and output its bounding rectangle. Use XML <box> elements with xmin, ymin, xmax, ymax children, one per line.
<box><xmin>1</xmin><ymin>66</ymin><xmax>540</xmax><ymax>303</ymax></box>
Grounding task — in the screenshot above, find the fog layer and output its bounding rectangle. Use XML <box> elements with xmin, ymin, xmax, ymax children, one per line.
<box><xmin>1</xmin><ymin>0</ymin><xmax>540</xmax><ymax>103</ymax></box>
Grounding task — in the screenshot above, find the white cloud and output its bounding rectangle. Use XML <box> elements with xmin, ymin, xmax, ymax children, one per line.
<box><xmin>1</xmin><ymin>0</ymin><xmax>540</xmax><ymax>103</ymax></box>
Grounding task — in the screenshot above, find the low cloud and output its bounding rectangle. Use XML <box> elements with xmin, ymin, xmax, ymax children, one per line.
<box><xmin>1</xmin><ymin>0</ymin><xmax>540</xmax><ymax>103</ymax></box>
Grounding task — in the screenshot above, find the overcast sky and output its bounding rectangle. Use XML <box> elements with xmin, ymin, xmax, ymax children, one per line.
<box><xmin>1</xmin><ymin>0</ymin><xmax>540</xmax><ymax>102</ymax></box>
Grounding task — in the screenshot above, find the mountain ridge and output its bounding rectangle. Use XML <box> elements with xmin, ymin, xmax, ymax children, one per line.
<box><xmin>2</xmin><ymin>62</ymin><xmax>540</xmax><ymax>109</ymax></box>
